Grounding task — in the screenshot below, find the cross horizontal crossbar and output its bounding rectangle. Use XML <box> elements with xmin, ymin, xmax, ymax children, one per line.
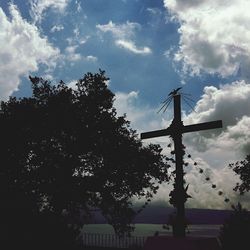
<box><xmin>140</xmin><ymin>120</ymin><xmax>222</xmax><ymax>140</ymax></box>
<box><xmin>141</xmin><ymin>128</ymin><xmax>172</xmax><ymax>139</ymax></box>
<box><xmin>182</xmin><ymin>120</ymin><xmax>222</xmax><ymax>133</ymax></box>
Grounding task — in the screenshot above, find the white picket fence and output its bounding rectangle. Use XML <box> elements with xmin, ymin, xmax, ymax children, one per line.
<box><xmin>82</xmin><ymin>233</ymin><xmax>146</xmax><ymax>248</ymax></box>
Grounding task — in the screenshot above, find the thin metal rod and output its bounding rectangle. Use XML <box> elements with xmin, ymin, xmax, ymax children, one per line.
<box><xmin>157</xmin><ymin>97</ymin><xmax>173</xmax><ymax>113</ymax></box>
<box><xmin>162</xmin><ymin>96</ymin><xmax>173</xmax><ymax>104</ymax></box>
<box><xmin>182</xmin><ymin>95</ymin><xmax>196</xmax><ymax>103</ymax></box>
<box><xmin>183</xmin><ymin>97</ymin><xmax>196</xmax><ymax>113</ymax></box>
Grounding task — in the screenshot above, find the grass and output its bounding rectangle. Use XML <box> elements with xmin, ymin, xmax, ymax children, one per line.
<box><xmin>82</xmin><ymin>224</ymin><xmax>221</xmax><ymax>237</ymax></box>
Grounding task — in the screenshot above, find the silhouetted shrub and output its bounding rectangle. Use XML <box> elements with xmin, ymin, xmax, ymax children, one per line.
<box><xmin>0</xmin><ymin>189</ymin><xmax>80</xmax><ymax>250</ymax></box>
<box><xmin>229</xmin><ymin>154</ymin><xmax>250</xmax><ymax>194</ymax></box>
<box><xmin>219</xmin><ymin>203</ymin><xmax>250</xmax><ymax>250</ymax></box>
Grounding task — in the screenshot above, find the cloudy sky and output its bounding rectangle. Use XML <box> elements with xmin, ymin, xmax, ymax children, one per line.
<box><xmin>1</xmin><ymin>0</ymin><xmax>250</xmax><ymax>209</ymax></box>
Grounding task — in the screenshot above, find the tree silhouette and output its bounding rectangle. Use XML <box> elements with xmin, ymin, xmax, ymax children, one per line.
<box><xmin>219</xmin><ymin>155</ymin><xmax>250</xmax><ymax>250</ymax></box>
<box><xmin>219</xmin><ymin>203</ymin><xmax>250</xmax><ymax>250</ymax></box>
<box><xmin>229</xmin><ymin>154</ymin><xmax>250</xmax><ymax>194</ymax></box>
<box><xmin>0</xmin><ymin>70</ymin><xmax>170</xmax><ymax>245</ymax></box>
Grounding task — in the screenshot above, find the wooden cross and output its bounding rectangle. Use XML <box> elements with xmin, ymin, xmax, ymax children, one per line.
<box><xmin>140</xmin><ymin>90</ymin><xmax>222</xmax><ymax>238</ymax></box>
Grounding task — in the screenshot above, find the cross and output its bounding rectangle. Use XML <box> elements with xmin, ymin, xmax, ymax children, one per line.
<box><xmin>140</xmin><ymin>90</ymin><xmax>222</xmax><ymax>238</ymax></box>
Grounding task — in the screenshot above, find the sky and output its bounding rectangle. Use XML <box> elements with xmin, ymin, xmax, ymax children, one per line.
<box><xmin>0</xmin><ymin>0</ymin><xmax>250</xmax><ymax>210</ymax></box>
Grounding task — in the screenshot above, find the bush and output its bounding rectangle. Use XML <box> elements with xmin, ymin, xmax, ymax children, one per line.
<box><xmin>219</xmin><ymin>203</ymin><xmax>250</xmax><ymax>250</ymax></box>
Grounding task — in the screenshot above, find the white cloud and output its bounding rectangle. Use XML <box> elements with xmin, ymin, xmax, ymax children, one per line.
<box><xmin>164</xmin><ymin>0</ymin><xmax>250</xmax><ymax>79</ymax></box>
<box><xmin>113</xmin><ymin>91</ymin><xmax>166</xmax><ymax>134</ymax></box>
<box><xmin>216</xmin><ymin>116</ymin><xmax>250</xmax><ymax>155</ymax></box>
<box><xmin>0</xmin><ymin>4</ymin><xmax>59</xmax><ymax>100</ymax></box>
<box><xmin>75</xmin><ymin>0</ymin><xmax>82</xmax><ymax>13</ymax></box>
<box><xmin>184</xmin><ymin>81</ymin><xmax>250</xmax><ymax>154</ymax></box>
<box><xmin>96</xmin><ymin>21</ymin><xmax>140</xmax><ymax>39</ymax></box>
<box><xmin>29</xmin><ymin>0</ymin><xmax>70</xmax><ymax>23</ymax></box>
<box><xmin>63</xmin><ymin>46</ymin><xmax>97</xmax><ymax>63</ymax></box>
<box><xmin>50</xmin><ymin>24</ymin><xmax>64</xmax><ymax>32</ymax></box>
<box><xmin>64</xmin><ymin>45</ymin><xmax>81</xmax><ymax>61</ymax></box>
<box><xmin>66</xmin><ymin>26</ymin><xmax>90</xmax><ymax>47</ymax></box>
<box><xmin>85</xmin><ymin>55</ymin><xmax>98</xmax><ymax>62</ymax></box>
<box><xmin>115</xmin><ymin>40</ymin><xmax>152</xmax><ymax>55</ymax></box>
<box><xmin>147</xmin><ymin>8</ymin><xmax>161</xmax><ymax>15</ymax></box>
<box><xmin>96</xmin><ymin>21</ymin><xmax>152</xmax><ymax>55</ymax></box>
<box><xmin>114</xmin><ymin>91</ymin><xmax>149</xmax><ymax>129</ymax></box>
<box><xmin>185</xmin><ymin>81</ymin><xmax>250</xmax><ymax>128</ymax></box>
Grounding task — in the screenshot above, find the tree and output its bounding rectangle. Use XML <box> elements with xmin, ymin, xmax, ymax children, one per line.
<box><xmin>0</xmin><ymin>70</ymin><xmax>170</xmax><ymax>240</ymax></box>
<box><xmin>229</xmin><ymin>154</ymin><xmax>250</xmax><ymax>194</ymax></box>
<box><xmin>219</xmin><ymin>203</ymin><xmax>250</xmax><ymax>250</ymax></box>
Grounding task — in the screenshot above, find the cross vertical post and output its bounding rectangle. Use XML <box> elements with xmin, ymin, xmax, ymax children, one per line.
<box><xmin>171</xmin><ymin>94</ymin><xmax>186</xmax><ymax>237</ymax></box>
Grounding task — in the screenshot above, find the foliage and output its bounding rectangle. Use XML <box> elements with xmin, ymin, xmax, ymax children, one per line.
<box><xmin>219</xmin><ymin>203</ymin><xmax>250</xmax><ymax>250</ymax></box>
<box><xmin>0</xmin><ymin>189</ymin><xmax>79</xmax><ymax>250</ymax></box>
<box><xmin>0</xmin><ymin>70</ymin><xmax>170</xmax><ymax>239</ymax></box>
<box><xmin>229</xmin><ymin>154</ymin><xmax>250</xmax><ymax>194</ymax></box>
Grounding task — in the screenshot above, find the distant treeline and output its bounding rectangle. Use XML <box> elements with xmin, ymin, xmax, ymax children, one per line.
<box><xmin>92</xmin><ymin>204</ymin><xmax>233</xmax><ymax>225</ymax></box>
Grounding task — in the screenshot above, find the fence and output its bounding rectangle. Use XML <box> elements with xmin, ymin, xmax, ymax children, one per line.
<box><xmin>82</xmin><ymin>233</ymin><xmax>147</xmax><ymax>248</ymax></box>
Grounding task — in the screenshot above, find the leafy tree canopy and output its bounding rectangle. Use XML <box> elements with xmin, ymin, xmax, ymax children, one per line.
<box><xmin>0</xmin><ymin>70</ymin><xmax>170</xmax><ymax>236</ymax></box>
<box><xmin>229</xmin><ymin>154</ymin><xmax>250</xmax><ymax>194</ymax></box>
